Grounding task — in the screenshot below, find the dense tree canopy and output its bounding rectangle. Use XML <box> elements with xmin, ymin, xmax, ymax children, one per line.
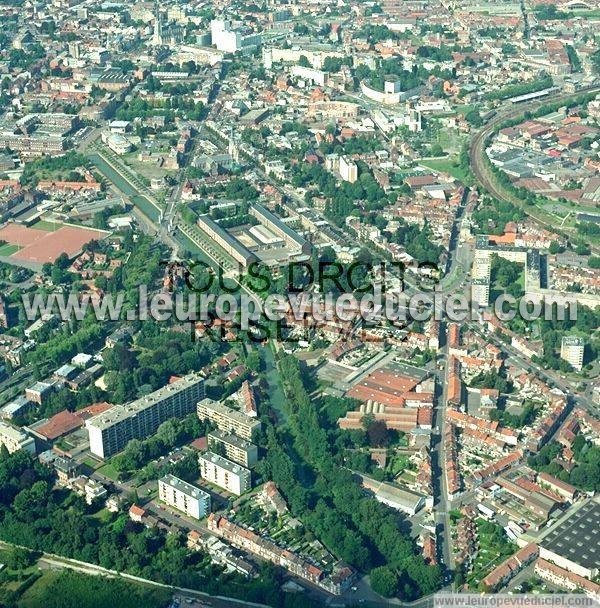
<box><xmin>257</xmin><ymin>355</ymin><xmax>442</xmax><ymax>600</ymax></box>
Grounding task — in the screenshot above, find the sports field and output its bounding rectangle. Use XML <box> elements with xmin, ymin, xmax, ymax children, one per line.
<box><xmin>0</xmin><ymin>222</ymin><xmax>108</xmax><ymax>264</ymax></box>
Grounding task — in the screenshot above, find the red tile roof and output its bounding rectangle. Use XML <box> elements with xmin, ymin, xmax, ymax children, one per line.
<box><xmin>35</xmin><ymin>410</ymin><xmax>82</xmax><ymax>441</ymax></box>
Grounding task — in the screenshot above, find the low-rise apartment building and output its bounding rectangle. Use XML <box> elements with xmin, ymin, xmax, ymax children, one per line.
<box><xmin>199</xmin><ymin>451</ymin><xmax>251</xmax><ymax>496</ymax></box>
<box><xmin>207</xmin><ymin>429</ymin><xmax>258</xmax><ymax>468</ymax></box>
<box><xmin>0</xmin><ymin>422</ymin><xmax>35</xmax><ymax>454</ymax></box>
<box><xmin>207</xmin><ymin>514</ymin><xmax>354</xmax><ymax>595</ymax></box>
<box><xmin>197</xmin><ymin>398</ymin><xmax>261</xmax><ymax>441</ymax></box>
<box><xmin>482</xmin><ymin>544</ymin><xmax>539</xmax><ymax>591</ymax></box>
<box><xmin>158</xmin><ymin>474</ymin><xmax>211</xmax><ymax>519</ymax></box>
<box><xmin>535</xmin><ymin>559</ymin><xmax>600</xmax><ymax>601</ymax></box>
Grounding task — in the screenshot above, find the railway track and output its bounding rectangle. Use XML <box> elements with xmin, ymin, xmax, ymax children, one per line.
<box><xmin>469</xmin><ymin>85</ymin><xmax>600</xmax><ymax>252</ymax></box>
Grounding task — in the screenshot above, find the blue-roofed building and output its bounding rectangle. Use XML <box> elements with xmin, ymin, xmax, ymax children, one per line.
<box><xmin>53</xmin><ymin>364</ymin><xmax>78</xmax><ymax>381</ymax></box>
<box><xmin>0</xmin><ymin>396</ymin><xmax>34</xmax><ymax>420</ymax></box>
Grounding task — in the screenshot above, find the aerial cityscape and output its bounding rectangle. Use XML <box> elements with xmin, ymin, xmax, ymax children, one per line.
<box><xmin>0</xmin><ymin>0</ymin><xmax>599</xmax><ymax>606</ymax></box>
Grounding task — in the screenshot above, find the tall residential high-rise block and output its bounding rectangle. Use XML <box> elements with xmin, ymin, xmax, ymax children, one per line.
<box><xmin>86</xmin><ymin>374</ymin><xmax>205</xmax><ymax>458</ymax></box>
<box><xmin>560</xmin><ymin>336</ymin><xmax>584</xmax><ymax>371</ymax></box>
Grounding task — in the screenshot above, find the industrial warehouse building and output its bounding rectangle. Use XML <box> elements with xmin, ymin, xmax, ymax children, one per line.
<box><xmin>539</xmin><ymin>497</ymin><xmax>600</xmax><ymax>579</ymax></box>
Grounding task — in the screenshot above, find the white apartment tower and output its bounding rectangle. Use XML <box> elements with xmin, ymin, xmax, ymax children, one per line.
<box><xmin>211</xmin><ymin>19</ymin><xmax>241</xmax><ymax>53</ymax></box>
<box><xmin>339</xmin><ymin>156</ymin><xmax>358</xmax><ymax>183</ymax></box>
<box><xmin>560</xmin><ymin>336</ymin><xmax>584</xmax><ymax>371</ymax></box>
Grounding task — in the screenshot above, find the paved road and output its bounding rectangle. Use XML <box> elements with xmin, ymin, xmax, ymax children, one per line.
<box><xmin>427</xmin><ymin>189</ymin><xmax>477</xmax><ymax>580</ymax></box>
<box><xmin>432</xmin><ymin>331</ymin><xmax>454</xmax><ymax>577</ymax></box>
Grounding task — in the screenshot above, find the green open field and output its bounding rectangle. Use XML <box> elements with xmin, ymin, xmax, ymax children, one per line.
<box><xmin>90</xmin><ymin>508</ymin><xmax>115</xmax><ymax>524</ymax></box>
<box><xmin>81</xmin><ymin>456</ymin><xmax>101</xmax><ymax>469</ymax></box>
<box><xmin>0</xmin><ymin>549</ymin><xmax>41</xmax><ymax>606</ymax></box>
<box><xmin>17</xmin><ymin>570</ymin><xmax>170</xmax><ymax>608</ymax></box>
<box><xmin>420</xmin><ymin>157</ymin><xmax>471</xmax><ymax>182</ymax></box>
<box><xmin>96</xmin><ymin>461</ymin><xmax>120</xmax><ymax>481</ymax></box>
<box><xmin>30</xmin><ymin>220</ymin><xmax>62</xmax><ymax>232</ymax></box>
<box><xmin>0</xmin><ymin>243</ymin><xmax>21</xmax><ymax>256</ymax></box>
<box><xmin>569</xmin><ymin>8</ymin><xmax>600</xmax><ymax>17</ymax></box>
<box><xmin>122</xmin><ymin>152</ymin><xmax>176</xmax><ymax>183</ymax></box>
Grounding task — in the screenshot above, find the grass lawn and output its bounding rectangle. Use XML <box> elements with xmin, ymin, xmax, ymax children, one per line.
<box><xmin>138</xmin><ymin>485</ymin><xmax>158</xmax><ymax>500</ymax></box>
<box><xmin>436</xmin><ymin>129</ymin><xmax>467</xmax><ymax>154</ymax></box>
<box><xmin>0</xmin><ymin>243</ymin><xmax>20</xmax><ymax>256</ymax></box>
<box><xmin>55</xmin><ymin>438</ymin><xmax>75</xmax><ymax>452</ymax></box>
<box><xmin>81</xmin><ymin>456</ymin><xmax>101</xmax><ymax>469</ymax></box>
<box><xmin>420</xmin><ymin>157</ymin><xmax>471</xmax><ymax>182</ymax></box>
<box><xmin>17</xmin><ymin>570</ymin><xmax>171</xmax><ymax>608</ymax></box>
<box><xmin>96</xmin><ymin>462</ymin><xmax>121</xmax><ymax>481</ymax></box>
<box><xmin>30</xmin><ymin>220</ymin><xmax>62</xmax><ymax>232</ymax></box>
<box><xmin>0</xmin><ymin>549</ymin><xmax>41</xmax><ymax>606</ymax></box>
<box><xmin>453</xmin><ymin>104</ymin><xmax>478</xmax><ymax>115</ymax></box>
<box><xmin>90</xmin><ymin>508</ymin><xmax>114</xmax><ymax>524</ymax></box>
<box><xmin>569</xmin><ymin>8</ymin><xmax>600</xmax><ymax>17</ymax></box>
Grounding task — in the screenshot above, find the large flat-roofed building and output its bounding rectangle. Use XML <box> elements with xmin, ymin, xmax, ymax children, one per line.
<box><xmin>0</xmin><ymin>396</ymin><xmax>34</xmax><ymax>420</ymax></box>
<box><xmin>196</xmin><ymin>214</ymin><xmax>258</xmax><ymax>268</ymax></box>
<box><xmin>199</xmin><ymin>451</ymin><xmax>251</xmax><ymax>496</ymax></box>
<box><xmin>25</xmin><ymin>381</ymin><xmax>54</xmax><ymax>405</ymax></box>
<box><xmin>207</xmin><ymin>429</ymin><xmax>258</xmax><ymax>468</ymax></box>
<box><xmin>210</xmin><ymin>19</ymin><xmax>261</xmax><ymax>54</ymax></box>
<box><xmin>249</xmin><ymin>203</ymin><xmax>312</xmax><ymax>257</ymax></box>
<box><xmin>158</xmin><ymin>474</ymin><xmax>211</xmax><ymax>519</ymax></box>
<box><xmin>357</xmin><ymin>473</ymin><xmax>425</xmax><ymax>516</ymax></box>
<box><xmin>0</xmin><ymin>113</ymin><xmax>79</xmax><ymax>157</ymax></box>
<box><xmin>539</xmin><ymin>498</ymin><xmax>600</xmax><ymax>579</ymax></box>
<box><xmin>193</xmin><ymin>203</ymin><xmax>311</xmax><ymax>271</ymax></box>
<box><xmin>86</xmin><ymin>374</ymin><xmax>205</xmax><ymax>458</ymax></box>
<box><xmin>0</xmin><ymin>422</ymin><xmax>35</xmax><ymax>454</ymax></box>
<box><xmin>197</xmin><ymin>398</ymin><xmax>261</xmax><ymax>441</ymax></box>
